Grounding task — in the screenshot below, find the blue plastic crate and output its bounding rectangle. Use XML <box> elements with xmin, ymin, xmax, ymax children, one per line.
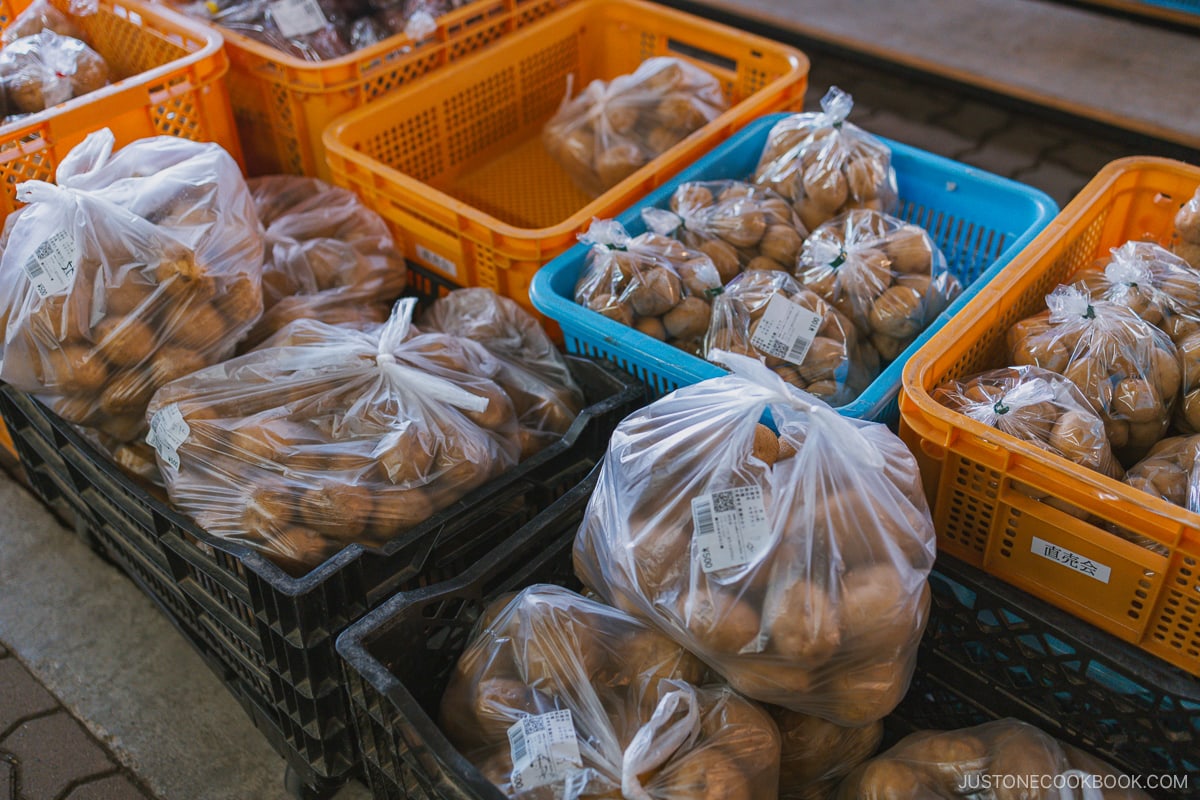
<box><xmin>530</xmin><ymin>113</ymin><xmax>1058</xmax><ymax>426</ymax></box>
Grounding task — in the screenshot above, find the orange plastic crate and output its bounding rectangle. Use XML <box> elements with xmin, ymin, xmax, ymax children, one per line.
<box><xmin>323</xmin><ymin>0</ymin><xmax>808</xmax><ymax>320</ymax></box>
<box><xmin>0</xmin><ymin>0</ymin><xmax>239</xmax><ymax>216</ymax></box>
<box><xmin>213</xmin><ymin>0</ymin><xmax>571</xmax><ymax>179</ymax></box>
<box><xmin>899</xmin><ymin>156</ymin><xmax>1200</xmax><ymax>677</ymax></box>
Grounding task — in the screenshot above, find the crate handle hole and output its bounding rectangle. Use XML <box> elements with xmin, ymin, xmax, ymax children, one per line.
<box><xmin>665</xmin><ymin>39</ymin><xmax>738</xmax><ymax>72</ymax></box>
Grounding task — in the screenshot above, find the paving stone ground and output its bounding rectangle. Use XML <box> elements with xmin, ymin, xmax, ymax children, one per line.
<box><xmin>0</xmin><ymin>647</ymin><xmax>154</xmax><ymax>800</ymax></box>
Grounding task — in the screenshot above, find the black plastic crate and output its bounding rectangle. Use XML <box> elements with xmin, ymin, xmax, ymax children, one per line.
<box><xmin>336</xmin><ymin>476</ymin><xmax>591</xmax><ymax>800</ymax></box>
<box><xmin>0</xmin><ymin>265</ymin><xmax>645</xmax><ymax>796</ymax></box>
<box><xmin>892</xmin><ymin>554</ymin><xmax>1200</xmax><ymax>795</ymax></box>
<box><xmin>338</xmin><ymin>475</ymin><xmax>1200</xmax><ymax>800</ymax></box>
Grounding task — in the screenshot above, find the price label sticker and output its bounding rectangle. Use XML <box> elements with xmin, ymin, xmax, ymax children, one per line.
<box><xmin>691</xmin><ymin>485</ymin><xmax>771</xmax><ymax>573</ymax></box>
<box><xmin>268</xmin><ymin>0</ymin><xmax>327</xmax><ymax>38</ymax></box>
<box><xmin>146</xmin><ymin>404</ymin><xmax>191</xmax><ymax>471</ymax></box>
<box><xmin>22</xmin><ymin>230</ymin><xmax>77</xmax><ymax>298</ymax></box>
<box><xmin>508</xmin><ymin>710</ymin><xmax>582</xmax><ymax>792</ymax></box>
<box><xmin>749</xmin><ymin>293</ymin><xmax>823</xmax><ymax>366</ymax></box>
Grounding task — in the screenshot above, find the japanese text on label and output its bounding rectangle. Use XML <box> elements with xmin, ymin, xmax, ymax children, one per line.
<box><xmin>1031</xmin><ymin>536</ymin><xmax>1112</xmax><ymax>583</ymax></box>
<box><xmin>508</xmin><ymin>709</ymin><xmax>582</xmax><ymax>792</ymax></box>
<box><xmin>146</xmin><ymin>404</ymin><xmax>191</xmax><ymax>471</ymax></box>
<box><xmin>268</xmin><ymin>0</ymin><xmax>327</xmax><ymax>38</ymax></box>
<box><xmin>749</xmin><ymin>293</ymin><xmax>823</xmax><ymax>367</ymax></box>
<box><xmin>23</xmin><ymin>230</ymin><xmax>77</xmax><ymax>297</ymax></box>
<box><xmin>691</xmin><ymin>485</ymin><xmax>772</xmax><ymax>573</ymax></box>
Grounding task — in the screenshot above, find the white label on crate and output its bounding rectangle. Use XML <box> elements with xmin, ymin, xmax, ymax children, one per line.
<box><xmin>507</xmin><ymin>710</ymin><xmax>582</xmax><ymax>792</ymax></box>
<box><xmin>749</xmin><ymin>293</ymin><xmax>823</xmax><ymax>367</ymax></box>
<box><xmin>22</xmin><ymin>230</ymin><xmax>77</xmax><ymax>298</ymax></box>
<box><xmin>1030</xmin><ymin>536</ymin><xmax>1112</xmax><ymax>584</ymax></box>
<box><xmin>268</xmin><ymin>0</ymin><xmax>327</xmax><ymax>38</ymax></box>
<box><xmin>416</xmin><ymin>244</ymin><xmax>460</xmax><ymax>279</ymax></box>
<box><xmin>691</xmin><ymin>485</ymin><xmax>772</xmax><ymax>573</ymax></box>
<box><xmin>146</xmin><ymin>404</ymin><xmax>191</xmax><ymax>472</ymax></box>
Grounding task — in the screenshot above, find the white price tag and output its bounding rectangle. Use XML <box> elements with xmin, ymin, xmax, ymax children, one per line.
<box><xmin>146</xmin><ymin>404</ymin><xmax>191</xmax><ymax>471</ymax></box>
<box><xmin>1031</xmin><ymin>536</ymin><xmax>1112</xmax><ymax>584</ymax></box>
<box><xmin>416</xmin><ymin>244</ymin><xmax>459</xmax><ymax>279</ymax></box>
<box><xmin>22</xmin><ymin>230</ymin><xmax>77</xmax><ymax>298</ymax></box>
<box><xmin>691</xmin><ymin>485</ymin><xmax>771</xmax><ymax>573</ymax></box>
<box><xmin>268</xmin><ymin>0</ymin><xmax>327</xmax><ymax>38</ymax></box>
<box><xmin>749</xmin><ymin>293</ymin><xmax>823</xmax><ymax>367</ymax></box>
<box><xmin>508</xmin><ymin>710</ymin><xmax>582</xmax><ymax>792</ymax></box>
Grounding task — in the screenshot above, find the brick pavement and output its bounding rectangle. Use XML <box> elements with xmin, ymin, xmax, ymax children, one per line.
<box><xmin>0</xmin><ymin>645</ymin><xmax>155</xmax><ymax>800</ymax></box>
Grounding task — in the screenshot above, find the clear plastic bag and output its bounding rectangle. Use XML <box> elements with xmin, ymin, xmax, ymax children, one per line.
<box><xmin>1075</xmin><ymin>241</ymin><xmax>1200</xmax><ymax>345</ymax></box>
<box><xmin>1</xmin><ymin>0</ymin><xmax>87</xmax><ymax>45</ymax></box>
<box><xmin>753</xmin><ymin>87</ymin><xmax>898</xmax><ymax>233</ymax></box>
<box><xmin>795</xmin><ymin>209</ymin><xmax>959</xmax><ymax>362</ymax></box>
<box><xmin>145</xmin><ymin>298</ymin><xmax>521</xmax><ymax>575</ymax></box>
<box><xmin>0</xmin><ymin>128</ymin><xmax>264</xmax><ymax>450</ymax></box>
<box><xmin>934</xmin><ymin>365</ymin><xmax>1124</xmax><ymax>480</ymax></box>
<box><xmin>705</xmin><ymin>269</ymin><xmax>880</xmax><ymax>407</ymax></box>
<box><xmin>573</xmin><ymin>218</ymin><xmax>724</xmax><ymax>356</ymax></box>
<box><xmin>0</xmin><ymin>29</ymin><xmax>107</xmax><ymax>115</ymax></box>
<box><xmin>836</xmin><ymin>718</ymin><xmax>1151</xmax><ymax>800</ymax></box>
<box><xmin>642</xmin><ymin>180</ymin><xmax>808</xmax><ymax>280</ymax></box>
<box><xmin>1007</xmin><ymin>284</ymin><xmax>1181</xmax><ymax>466</ymax></box>
<box><xmin>242</xmin><ymin>175</ymin><xmax>406</xmax><ymax>348</ymax></box>
<box><xmin>543</xmin><ymin>57</ymin><xmax>729</xmax><ymax>197</ymax></box>
<box><xmin>1124</xmin><ymin>434</ymin><xmax>1200</xmax><ymax>515</ymax></box>
<box><xmin>420</xmin><ymin>287</ymin><xmax>585</xmax><ymax>458</ymax></box>
<box><xmin>573</xmin><ymin>353</ymin><xmax>935</xmax><ymax>724</ymax></box>
<box><xmin>1175</xmin><ymin>185</ymin><xmax>1200</xmax><ymax>269</ymax></box>
<box><xmin>771</xmin><ymin>709</ymin><xmax>880</xmax><ymax>800</ymax></box>
<box><xmin>439</xmin><ymin>584</ymin><xmax>781</xmax><ymax>799</ymax></box>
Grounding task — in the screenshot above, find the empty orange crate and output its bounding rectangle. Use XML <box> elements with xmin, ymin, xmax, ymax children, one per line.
<box><xmin>0</xmin><ymin>0</ymin><xmax>239</xmax><ymax>216</ymax></box>
<box><xmin>323</xmin><ymin>0</ymin><xmax>808</xmax><ymax>320</ymax></box>
<box><xmin>215</xmin><ymin>0</ymin><xmax>572</xmax><ymax>179</ymax></box>
<box><xmin>899</xmin><ymin>156</ymin><xmax>1200</xmax><ymax>677</ymax></box>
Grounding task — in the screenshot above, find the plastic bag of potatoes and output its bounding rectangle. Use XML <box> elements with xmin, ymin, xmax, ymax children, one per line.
<box><xmin>543</xmin><ymin>57</ymin><xmax>729</xmax><ymax>197</ymax></box>
<box><xmin>934</xmin><ymin>365</ymin><xmax>1123</xmax><ymax>480</ymax></box>
<box><xmin>772</xmin><ymin>709</ymin><xmax>881</xmax><ymax>800</ymax></box>
<box><xmin>642</xmin><ymin>180</ymin><xmax>808</xmax><ymax>279</ymax></box>
<box><xmin>795</xmin><ymin>209</ymin><xmax>959</xmax><ymax>362</ymax></box>
<box><xmin>0</xmin><ymin>29</ymin><xmax>107</xmax><ymax>117</ymax></box>
<box><xmin>420</xmin><ymin>288</ymin><xmax>585</xmax><ymax>458</ymax></box>
<box><xmin>0</xmin><ymin>129</ymin><xmax>264</xmax><ymax>456</ymax></box>
<box><xmin>144</xmin><ymin>298</ymin><xmax>523</xmax><ymax>575</ymax></box>
<box><xmin>241</xmin><ymin>175</ymin><xmax>407</xmax><ymax>349</ymax></box>
<box><xmin>1007</xmin><ymin>284</ymin><xmax>1181</xmax><ymax>466</ymax></box>
<box><xmin>837</xmin><ymin>718</ymin><xmax>1150</xmax><ymax>800</ymax></box>
<box><xmin>1124</xmin><ymin>433</ymin><xmax>1200</xmax><ymax>516</ymax></box>
<box><xmin>574</xmin><ymin>352</ymin><xmax>935</xmax><ymax>724</ymax></box>
<box><xmin>2</xmin><ymin>0</ymin><xmax>88</xmax><ymax>45</ymax></box>
<box><xmin>1075</xmin><ymin>241</ymin><xmax>1200</xmax><ymax>344</ymax></box>
<box><xmin>440</xmin><ymin>584</ymin><xmax>781</xmax><ymax>800</ymax></box>
<box><xmin>1175</xmin><ymin>185</ymin><xmax>1200</xmax><ymax>269</ymax></box>
<box><xmin>574</xmin><ymin>218</ymin><xmax>724</xmax><ymax>355</ymax></box>
<box><xmin>706</xmin><ymin>269</ymin><xmax>880</xmax><ymax>407</ymax></box>
<box><xmin>753</xmin><ymin>87</ymin><xmax>898</xmax><ymax>233</ymax></box>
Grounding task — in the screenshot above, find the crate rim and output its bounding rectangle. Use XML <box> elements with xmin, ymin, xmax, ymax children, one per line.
<box><xmin>528</xmin><ymin>112</ymin><xmax>1060</xmax><ymax>417</ymax></box>
<box><xmin>0</xmin><ymin>354</ymin><xmax>641</xmax><ymax>600</ymax></box>
<box><xmin>321</xmin><ymin>0</ymin><xmax>811</xmax><ymax>243</ymax></box>
<box><xmin>898</xmin><ymin>154</ymin><xmax>1200</xmax><ymax>546</ymax></box>
<box><xmin>0</xmin><ymin>0</ymin><xmax>228</xmax><ymax>137</ymax></box>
